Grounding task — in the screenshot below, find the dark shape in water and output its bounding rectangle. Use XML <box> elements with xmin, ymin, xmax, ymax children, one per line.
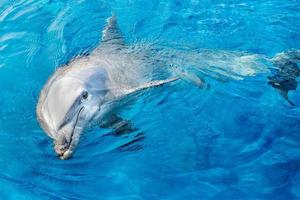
<box><xmin>268</xmin><ymin>51</ymin><xmax>300</xmax><ymax>106</ymax></box>
<box><xmin>100</xmin><ymin>114</ymin><xmax>138</xmax><ymax>136</ymax></box>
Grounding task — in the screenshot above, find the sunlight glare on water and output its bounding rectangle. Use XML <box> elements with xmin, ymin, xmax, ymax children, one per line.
<box><xmin>0</xmin><ymin>0</ymin><xmax>300</xmax><ymax>199</ymax></box>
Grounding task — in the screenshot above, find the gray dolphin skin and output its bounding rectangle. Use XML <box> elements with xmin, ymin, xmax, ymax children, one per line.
<box><xmin>36</xmin><ymin>15</ymin><xmax>178</xmax><ymax>159</ymax></box>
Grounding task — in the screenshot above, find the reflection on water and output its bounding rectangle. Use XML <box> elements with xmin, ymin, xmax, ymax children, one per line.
<box><xmin>0</xmin><ymin>0</ymin><xmax>300</xmax><ymax>199</ymax></box>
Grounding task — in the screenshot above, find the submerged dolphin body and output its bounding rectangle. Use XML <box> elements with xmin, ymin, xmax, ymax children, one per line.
<box><xmin>37</xmin><ymin>16</ymin><xmax>178</xmax><ymax>159</ymax></box>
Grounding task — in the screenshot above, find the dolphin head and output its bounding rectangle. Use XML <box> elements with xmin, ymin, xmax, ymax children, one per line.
<box><xmin>37</xmin><ymin>66</ymin><xmax>108</xmax><ymax>159</ymax></box>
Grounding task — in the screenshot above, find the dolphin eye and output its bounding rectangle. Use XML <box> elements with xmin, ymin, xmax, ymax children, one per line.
<box><xmin>82</xmin><ymin>91</ymin><xmax>88</xmax><ymax>100</ymax></box>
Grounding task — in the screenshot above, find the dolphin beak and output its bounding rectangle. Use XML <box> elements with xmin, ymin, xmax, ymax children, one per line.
<box><xmin>59</xmin><ymin>126</ymin><xmax>83</xmax><ymax>160</ymax></box>
<box><xmin>53</xmin><ymin>139</ymin><xmax>73</xmax><ymax>159</ymax></box>
<box><xmin>60</xmin><ymin>149</ymin><xmax>73</xmax><ymax>160</ymax></box>
<box><xmin>54</xmin><ymin>145</ymin><xmax>64</xmax><ymax>156</ymax></box>
<box><xmin>54</xmin><ymin>134</ymin><xmax>68</xmax><ymax>156</ymax></box>
<box><xmin>56</xmin><ymin>107</ymin><xmax>85</xmax><ymax>160</ymax></box>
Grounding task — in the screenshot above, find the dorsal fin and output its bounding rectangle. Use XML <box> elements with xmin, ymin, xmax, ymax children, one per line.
<box><xmin>101</xmin><ymin>15</ymin><xmax>125</xmax><ymax>46</ymax></box>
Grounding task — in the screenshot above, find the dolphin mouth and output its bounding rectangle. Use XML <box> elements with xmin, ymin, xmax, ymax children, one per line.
<box><xmin>67</xmin><ymin>106</ymin><xmax>84</xmax><ymax>148</ymax></box>
<box><xmin>57</xmin><ymin>106</ymin><xmax>84</xmax><ymax>158</ymax></box>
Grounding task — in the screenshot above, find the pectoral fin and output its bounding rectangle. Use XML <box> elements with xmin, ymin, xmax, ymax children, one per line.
<box><xmin>123</xmin><ymin>77</ymin><xmax>179</xmax><ymax>96</ymax></box>
<box><xmin>106</xmin><ymin>78</ymin><xmax>179</xmax><ymax>112</ymax></box>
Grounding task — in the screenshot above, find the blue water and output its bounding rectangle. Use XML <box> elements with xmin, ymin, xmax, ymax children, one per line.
<box><xmin>1</xmin><ymin>0</ymin><xmax>300</xmax><ymax>199</ymax></box>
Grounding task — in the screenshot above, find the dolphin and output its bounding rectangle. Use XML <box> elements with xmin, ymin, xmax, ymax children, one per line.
<box><xmin>36</xmin><ymin>15</ymin><xmax>179</xmax><ymax>159</ymax></box>
<box><xmin>37</xmin><ymin>15</ymin><xmax>300</xmax><ymax>160</ymax></box>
